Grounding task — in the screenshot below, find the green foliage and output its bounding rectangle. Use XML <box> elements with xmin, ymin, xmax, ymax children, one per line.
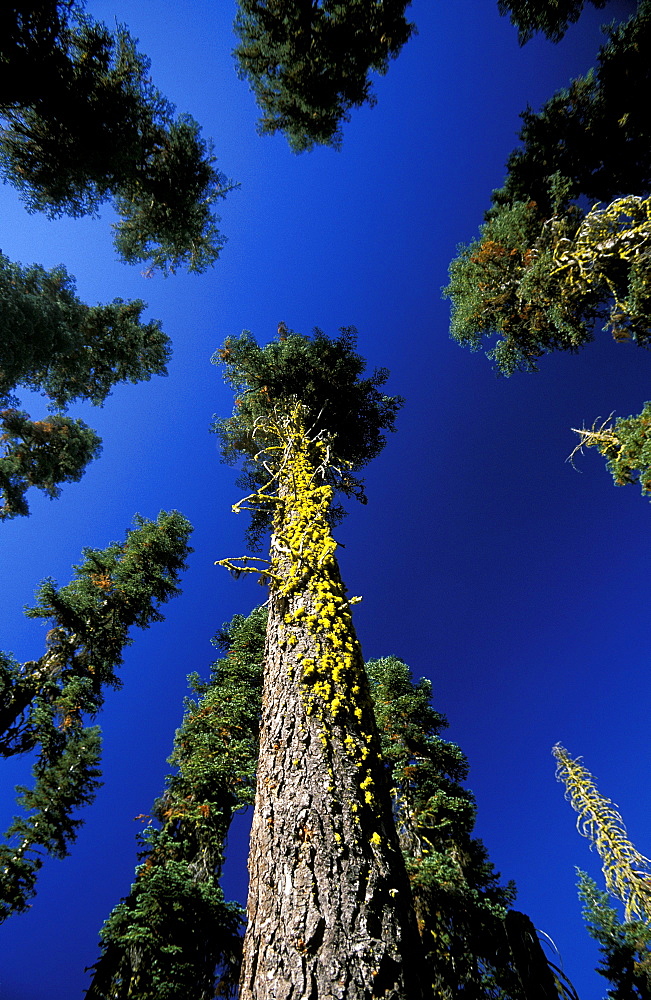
<box><xmin>0</xmin><ymin>409</ymin><xmax>102</xmax><ymax>519</ymax></box>
<box><xmin>86</xmin><ymin>607</ymin><xmax>267</xmax><ymax>1000</ymax></box>
<box><xmin>497</xmin><ymin>0</ymin><xmax>606</xmax><ymax>45</ymax></box>
<box><xmin>447</xmin><ymin>2</ymin><xmax>651</xmax><ymax>374</ymax></box>
<box><xmin>89</xmin><ymin>850</ymin><xmax>242</xmax><ymax>1000</ymax></box>
<box><xmin>368</xmin><ymin>656</ymin><xmax>575</xmax><ymax>998</ymax></box>
<box><xmin>578</xmin><ymin>871</ymin><xmax>651</xmax><ymax>1000</ymax></box>
<box><xmin>493</xmin><ymin>2</ymin><xmax>651</xmax><ymax>213</ymax></box>
<box><xmin>211</xmin><ymin>325</ymin><xmax>403</xmax><ymax>544</ymax></box>
<box><xmin>0</xmin><ymin>4</ymin><xmax>232</xmax><ymax>273</ymax></box>
<box><xmin>0</xmin><ymin>252</ymin><xmax>170</xmax><ymax>409</ymax></box>
<box><xmin>233</xmin><ymin>0</ymin><xmax>415</xmax><ymax>152</ymax></box>
<box><xmin>447</xmin><ymin>2</ymin><xmax>651</xmax><ymax>503</ymax></box>
<box><xmin>0</xmin><ymin>512</ymin><xmax>193</xmax><ymax>919</ymax></box>
<box><xmin>0</xmin><ymin>726</ymin><xmax>102</xmax><ymax>922</ymax></box>
<box><xmin>573</xmin><ymin>404</ymin><xmax>651</xmax><ymax>497</ymax></box>
<box><xmin>0</xmin><ymin>247</ymin><xmax>170</xmax><ymax>515</ymax></box>
<box><xmin>88</xmin><ymin>623</ymin><xmax>565</xmax><ymax>998</ymax></box>
<box><xmin>445</xmin><ymin>200</ymin><xmax>573</xmax><ymax>375</ymax></box>
<box><xmin>23</xmin><ymin>510</ymin><xmax>193</xmax><ymax>688</ymax></box>
<box><xmin>113</xmin><ymin>115</ymin><xmax>232</xmax><ymax>275</ymax></box>
<box><xmin>367</xmin><ymin>656</ymin><xmax>523</xmax><ymax>997</ymax></box>
<box><xmin>446</xmin><ymin>194</ymin><xmax>651</xmax><ymax>376</ymax></box>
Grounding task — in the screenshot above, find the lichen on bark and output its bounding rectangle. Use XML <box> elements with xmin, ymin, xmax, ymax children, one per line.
<box><xmin>218</xmin><ymin>403</ymin><xmax>425</xmax><ymax>1000</ymax></box>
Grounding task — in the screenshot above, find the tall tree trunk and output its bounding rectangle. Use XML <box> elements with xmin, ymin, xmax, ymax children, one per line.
<box><xmin>238</xmin><ymin>410</ymin><xmax>425</xmax><ymax>1000</ymax></box>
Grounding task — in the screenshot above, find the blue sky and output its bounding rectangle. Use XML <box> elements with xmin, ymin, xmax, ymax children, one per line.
<box><xmin>0</xmin><ymin>1</ymin><xmax>649</xmax><ymax>997</ymax></box>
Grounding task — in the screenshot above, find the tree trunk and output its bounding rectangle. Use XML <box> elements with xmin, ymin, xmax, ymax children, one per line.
<box><xmin>238</xmin><ymin>413</ymin><xmax>425</xmax><ymax>1000</ymax></box>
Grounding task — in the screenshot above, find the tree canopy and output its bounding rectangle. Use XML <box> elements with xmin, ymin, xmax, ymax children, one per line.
<box><xmin>445</xmin><ymin>1</ymin><xmax>651</xmax><ymax>499</ymax></box>
<box><xmin>0</xmin><ymin>250</ymin><xmax>171</xmax><ymax>516</ymax></box>
<box><xmin>0</xmin><ymin>511</ymin><xmax>193</xmax><ymax>919</ymax></box>
<box><xmin>497</xmin><ymin>0</ymin><xmax>607</xmax><ymax>44</ymax></box>
<box><xmin>492</xmin><ymin>2</ymin><xmax>651</xmax><ymax>214</ymax></box>
<box><xmin>555</xmin><ymin>746</ymin><xmax>651</xmax><ymax>996</ymax></box>
<box><xmin>578</xmin><ymin>872</ymin><xmax>651</xmax><ymax>1000</ymax></box>
<box><xmin>0</xmin><ymin>253</ymin><xmax>170</xmax><ymax>410</ymax></box>
<box><xmin>0</xmin><ymin>409</ymin><xmax>102</xmax><ymax>520</ymax></box>
<box><xmin>0</xmin><ymin>1</ymin><xmax>233</xmax><ymax>273</ymax></box>
<box><xmin>86</xmin><ymin>607</ymin><xmax>266</xmax><ymax>1000</ymax></box>
<box><xmin>212</xmin><ymin>325</ymin><xmax>403</xmax><ymax>544</ymax></box>
<box><xmin>87</xmin><ymin>610</ymin><xmax>567</xmax><ymax>1000</ymax></box>
<box><xmin>232</xmin><ymin>0</ymin><xmax>415</xmax><ymax>151</ymax></box>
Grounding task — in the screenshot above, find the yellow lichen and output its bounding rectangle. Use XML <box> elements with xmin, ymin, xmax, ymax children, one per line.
<box><xmin>217</xmin><ymin>403</ymin><xmax>382</xmax><ymax>821</ymax></box>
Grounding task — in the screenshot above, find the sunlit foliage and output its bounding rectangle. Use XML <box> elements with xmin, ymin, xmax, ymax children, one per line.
<box><xmin>446</xmin><ymin>196</ymin><xmax>651</xmax><ymax>375</ymax></box>
<box><xmin>570</xmin><ymin>403</ymin><xmax>651</xmax><ymax>497</ymax></box>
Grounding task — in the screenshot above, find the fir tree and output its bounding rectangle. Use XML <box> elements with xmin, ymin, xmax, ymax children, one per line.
<box><xmin>578</xmin><ymin>872</ymin><xmax>651</xmax><ymax>1000</ymax></box>
<box><xmin>555</xmin><ymin>746</ymin><xmax>651</xmax><ymax>996</ymax></box>
<box><xmin>85</xmin><ymin>607</ymin><xmax>266</xmax><ymax>1000</ymax></box>
<box><xmin>0</xmin><ymin>1</ymin><xmax>233</xmax><ymax>273</ymax></box>
<box><xmin>0</xmin><ymin>409</ymin><xmax>102</xmax><ymax>520</ymax></box>
<box><xmin>497</xmin><ymin>0</ymin><xmax>607</xmax><ymax>45</ymax></box>
<box><xmin>0</xmin><ymin>1</ymin><xmax>237</xmax><ymax>509</ymax></box>
<box><xmin>0</xmin><ymin>251</ymin><xmax>171</xmax><ymax>518</ymax></box>
<box><xmin>554</xmin><ymin>745</ymin><xmax>651</xmax><ymax>924</ymax></box>
<box><xmin>86</xmin><ymin>617</ymin><xmax>569</xmax><ymax>999</ymax></box>
<box><xmin>445</xmin><ymin>195</ymin><xmax>651</xmax><ymax>377</ymax></box>
<box><xmin>232</xmin><ymin>0</ymin><xmax>415</xmax><ymax>152</ymax></box>
<box><xmin>569</xmin><ymin>403</ymin><xmax>651</xmax><ymax>502</ymax></box>
<box><xmin>445</xmin><ymin>1</ymin><xmax>651</xmax><ymax>496</ymax></box>
<box><xmin>369</xmin><ymin>655</ymin><xmax>573</xmax><ymax>999</ymax></box>
<box><xmin>0</xmin><ymin>511</ymin><xmax>193</xmax><ymax>919</ymax></box>
<box><xmin>213</xmin><ymin>325</ymin><xmax>425</xmax><ymax>999</ymax></box>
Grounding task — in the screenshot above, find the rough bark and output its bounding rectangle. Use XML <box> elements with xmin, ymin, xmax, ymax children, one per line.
<box><xmin>238</xmin><ymin>414</ymin><xmax>425</xmax><ymax>1000</ymax></box>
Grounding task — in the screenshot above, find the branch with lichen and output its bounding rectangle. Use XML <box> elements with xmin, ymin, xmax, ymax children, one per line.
<box><xmin>567</xmin><ymin>414</ymin><xmax>621</xmax><ymax>469</ymax></box>
<box><xmin>553</xmin><ymin>744</ymin><xmax>651</xmax><ymax>922</ymax></box>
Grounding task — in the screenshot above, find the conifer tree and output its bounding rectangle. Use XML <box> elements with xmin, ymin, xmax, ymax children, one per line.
<box><xmin>0</xmin><ymin>0</ymin><xmax>234</xmax><ymax>514</ymax></box>
<box><xmin>0</xmin><ymin>409</ymin><xmax>102</xmax><ymax>520</ymax></box>
<box><xmin>0</xmin><ymin>510</ymin><xmax>192</xmax><ymax>920</ymax></box>
<box><xmin>212</xmin><ymin>325</ymin><xmax>426</xmax><ymax>999</ymax></box>
<box><xmin>0</xmin><ymin>249</ymin><xmax>173</xmax><ymax>517</ymax></box>
<box><xmin>445</xmin><ymin>1</ymin><xmax>651</xmax><ymax>496</ymax></box>
<box><xmin>233</xmin><ymin>0</ymin><xmax>415</xmax><ymax>152</ymax></box>
<box><xmin>569</xmin><ymin>403</ymin><xmax>651</xmax><ymax>502</ymax></box>
<box><xmin>554</xmin><ymin>745</ymin><xmax>651</xmax><ymax>924</ymax></box>
<box><xmin>578</xmin><ymin>872</ymin><xmax>651</xmax><ymax>1000</ymax></box>
<box><xmin>555</xmin><ymin>746</ymin><xmax>651</xmax><ymax>996</ymax></box>
<box><xmin>497</xmin><ymin>0</ymin><xmax>607</xmax><ymax>44</ymax></box>
<box><xmin>369</xmin><ymin>656</ymin><xmax>574</xmax><ymax>999</ymax></box>
<box><xmin>0</xmin><ymin>1</ymin><xmax>232</xmax><ymax>274</ymax></box>
<box><xmin>87</xmin><ymin>614</ymin><xmax>569</xmax><ymax>999</ymax></box>
<box><xmin>85</xmin><ymin>606</ymin><xmax>266</xmax><ymax>1000</ymax></box>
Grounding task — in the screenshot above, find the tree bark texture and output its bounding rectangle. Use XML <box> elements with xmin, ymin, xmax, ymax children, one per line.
<box><xmin>238</xmin><ymin>412</ymin><xmax>425</xmax><ymax>1000</ymax></box>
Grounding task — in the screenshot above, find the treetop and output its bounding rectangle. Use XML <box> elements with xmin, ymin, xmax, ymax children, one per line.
<box><xmin>212</xmin><ymin>325</ymin><xmax>403</xmax><ymax>473</ymax></box>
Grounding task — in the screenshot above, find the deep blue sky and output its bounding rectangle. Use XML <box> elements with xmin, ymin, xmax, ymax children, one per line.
<box><xmin>0</xmin><ymin>2</ymin><xmax>648</xmax><ymax>998</ymax></box>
